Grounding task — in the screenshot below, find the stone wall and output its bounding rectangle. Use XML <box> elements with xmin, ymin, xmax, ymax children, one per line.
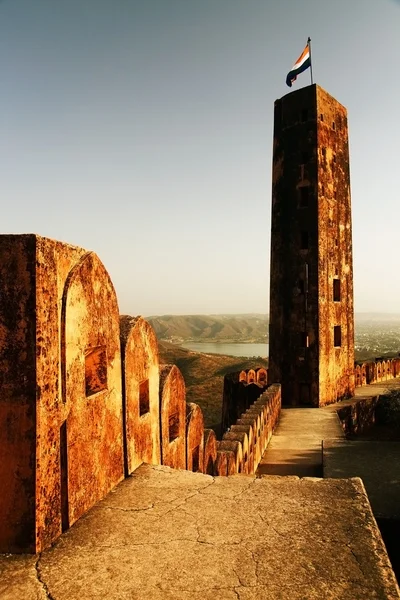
<box><xmin>218</xmin><ymin>384</ymin><xmax>281</xmax><ymax>475</ymax></box>
<box><xmin>336</xmin><ymin>397</ymin><xmax>380</xmax><ymax>437</ymax></box>
<box><xmin>221</xmin><ymin>368</ymin><xmax>269</xmax><ymax>432</ymax></box>
<box><xmin>354</xmin><ymin>358</ymin><xmax>400</xmax><ymax>388</ymax></box>
<box><xmin>0</xmin><ymin>234</ymin><xmax>281</xmax><ymax>554</ymax></box>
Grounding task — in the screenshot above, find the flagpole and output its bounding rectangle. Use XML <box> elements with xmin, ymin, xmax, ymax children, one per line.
<box><xmin>307</xmin><ymin>37</ymin><xmax>313</xmax><ymax>85</ymax></box>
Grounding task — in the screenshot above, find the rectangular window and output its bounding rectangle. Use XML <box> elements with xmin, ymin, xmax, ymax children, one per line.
<box><xmin>139</xmin><ymin>379</ymin><xmax>150</xmax><ymax>416</ymax></box>
<box><xmin>300</xmin><ymin>231</ymin><xmax>309</xmax><ymax>250</ymax></box>
<box><xmin>322</xmin><ymin>147</ymin><xmax>326</xmax><ymax>158</ymax></box>
<box><xmin>168</xmin><ymin>412</ymin><xmax>180</xmax><ymax>442</ymax></box>
<box><xmin>334</xmin><ymin>326</ymin><xmax>342</xmax><ymax>347</ymax></box>
<box><xmin>300</xmin><ymin>332</ymin><xmax>309</xmax><ymax>348</ymax></box>
<box><xmin>85</xmin><ymin>346</ymin><xmax>107</xmax><ymax>397</ymax></box>
<box><xmin>319</xmin><ymin>113</ymin><xmax>324</xmax><ymax>122</ymax></box>
<box><xmin>332</xmin><ymin>121</ymin><xmax>336</xmax><ymax>130</ymax></box>
<box><xmin>299</xmin><ymin>186</ymin><xmax>309</xmax><ymax>207</ymax></box>
<box><xmin>333</xmin><ymin>279</ymin><xmax>341</xmax><ymax>302</ymax></box>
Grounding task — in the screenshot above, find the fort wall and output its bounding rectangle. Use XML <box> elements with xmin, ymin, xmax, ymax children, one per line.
<box><xmin>0</xmin><ymin>234</ymin><xmax>281</xmax><ymax>554</ymax></box>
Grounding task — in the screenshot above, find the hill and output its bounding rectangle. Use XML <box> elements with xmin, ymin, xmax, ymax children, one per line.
<box><xmin>148</xmin><ymin>314</ymin><xmax>268</xmax><ymax>343</ymax></box>
<box><xmin>158</xmin><ymin>341</ymin><xmax>267</xmax><ymax>435</ymax></box>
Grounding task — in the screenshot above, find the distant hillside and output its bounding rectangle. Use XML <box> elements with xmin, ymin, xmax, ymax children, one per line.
<box><xmin>158</xmin><ymin>341</ymin><xmax>268</xmax><ymax>434</ymax></box>
<box><xmin>146</xmin><ymin>313</ymin><xmax>400</xmax><ymax>356</ymax></box>
<box><xmin>147</xmin><ymin>314</ymin><xmax>268</xmax><ymax>343</ymax></box>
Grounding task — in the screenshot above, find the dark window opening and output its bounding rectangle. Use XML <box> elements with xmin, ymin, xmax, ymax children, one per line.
<box><xmin>300</xmin><ymin>332</ymin><xmax>309</xmax><ymax>348</ymax></box>
<box><xmin>335</xmin><ymin>238</ymin><xmax>338</xmax><ymax>246</ymax></box>
<box><xmin>300</xmin><ymin>231</ymin><xmax>309</xmax><ymax>250</ymax></box>
<box><xmin>334</xmin><ymin>326</ymin><xmax>342</xmax><ymax>347</ymax></box>
<box><xmin>319</xmin><ymin>113</ymin><xmax>324</xmax><ymax>121</ymax></box>
<box><xmin>139</xmin><ymin>379</ymin><xmax>150</xmax><ymax>416</ymax></box>
<box><xmin>191</xmin><ymin>445</ymin><xmax>200</xmax><ymax>472</ymax></box>
<box><xmin>301</xmin><ymin>109</ymin><xmax>308</xmax><ymax>122</ymax></box>
<box><xmin>322</xmin><ymin>147</ymin><xmax>326</xmax><ymax>158</ymax></box>
<box><xmin>333</xmin><ymin>154</ymin><xmax>337</xmax><ymax>163</ymax></box>
<box><xmin>299</xmin><ymin>186</ymin><xmax>309</xmax><ymax>207</ymax></box>
<box><xmin>332</xmin><ymin>121</ymin><xmax>336</xmax><ymax>130</ymax></box>
<box><xmin>333</xmin><ymin>279</ymin><xmax>341</xmax><ymax>302</ymax></box>
<box><xmin>85</xmin><ymin>346</ymin><xmax>107</xmax><ymax>397</ymax></box>
<box><xmin>168</xmin><ymin>412</ymin><xmax>180</xmax><ymax>442</ymax></box>
<box><xmin>334</xmin><ymin>190</ymin><xmax>337</xmax><ymax>199</ymax></box>
<box><xmin>321</xmin><ymin>184</ymin><xmax>325</xmax><ymax>195</ymax></box>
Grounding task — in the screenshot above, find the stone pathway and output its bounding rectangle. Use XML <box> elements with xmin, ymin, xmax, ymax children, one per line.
<box><xmin>1</xmin><ymin>464</ymin><xmax>399</xmax><ymax>600</ymax></box>
<box><xmin>257</xmin><ymin>379</ymin><xmax>400</xmax><ymax>478</ymax></box>
<box><xmin>257</xmin><ymin>407</ymin><xmax>343</xmax><ymax>477</ymax></box>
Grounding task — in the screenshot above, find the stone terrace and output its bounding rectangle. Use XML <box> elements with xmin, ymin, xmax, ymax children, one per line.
<box><xmin>1</xmin><ymin>464</ymin><xmax>399</xmax><ymax>600</ymax></box>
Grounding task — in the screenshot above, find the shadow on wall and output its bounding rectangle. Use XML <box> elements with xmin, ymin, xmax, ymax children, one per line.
<box><xmin>0</xmin><ymin>234</ymin><xmax>281</xmax><ymax>555</ymax></box>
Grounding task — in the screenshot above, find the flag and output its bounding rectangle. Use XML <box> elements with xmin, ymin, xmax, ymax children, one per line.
<box><xmin>286</xmin><ymin>42</ymin><xmax>311</xmax><ymax>87</ymax></box>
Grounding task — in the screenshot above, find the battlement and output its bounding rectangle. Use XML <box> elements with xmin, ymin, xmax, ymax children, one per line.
<box><xmin>0</xmin><ymin>234</ymin><xmax>280</xmax><ymax>554</ymax></box>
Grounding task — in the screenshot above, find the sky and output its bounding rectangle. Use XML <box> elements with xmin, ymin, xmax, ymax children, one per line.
<box><xmin>1</xmin><ymin>0</ymin><xmax>399</xmax><ymax>315</ymax></box>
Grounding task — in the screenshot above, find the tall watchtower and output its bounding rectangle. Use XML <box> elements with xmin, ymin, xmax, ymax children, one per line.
<box><xmin>268</xmin><ymin>84</ymin><xmax>355</xmax><ymax>407</ymax></box>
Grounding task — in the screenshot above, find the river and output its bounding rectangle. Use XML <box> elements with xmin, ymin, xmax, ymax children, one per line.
<box><xmin>180</xmin><ymin>342</ymin><xmax>268</xmax><ymax>358</ymax></box>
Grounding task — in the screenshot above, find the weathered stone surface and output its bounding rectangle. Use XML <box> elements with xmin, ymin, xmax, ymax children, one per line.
<box><xmin>203</xmin><ymin>428</ymin><xmax>217</xmax><ymax>475</ymax></box>
<box><xmin>61</xmin><ymin>251</ymin><xmax>124</xmax><ymax>532</ymax></box>
<box><xmin>0</xmin><ymin>235</ymin><xmax>124</xmax><ymax>553</ymax></box>
<box><xmin>217</xmin><ymin>440</ymin><xmax>243</xmax><ymax>473</ymax></box>
<box><xmin>222</xmin><ymin>431</ymin><xmax>250</xmax><ymax>474</ymax></box>
<box><xmin>186</xmin><ymin>402</ymin><xmax>204</xmax><ymax>472</ymax></box>
<box><xmin>0</xmin><ymin>465</ymin><xmax>398</xmax><ymax>599</ymax></box>
<box><xmin>160</xmin><ymin>364</ymin><xmax>186</xmax><ymax>470</ymax></box>
<box><xmin>120</xmin><ymin>315</ymin><xmax>160</xmax><ymax>473</ymax></box>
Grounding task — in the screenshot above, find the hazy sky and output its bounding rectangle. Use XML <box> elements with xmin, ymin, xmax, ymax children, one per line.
<box><xmin>1</xmin><ymin>0</ymin><xmax>399</xmax><ymax>315</ymax></box>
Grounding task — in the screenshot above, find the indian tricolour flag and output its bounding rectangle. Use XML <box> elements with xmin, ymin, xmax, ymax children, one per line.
<box><xmin>286</xmin><ymin>41</ymin><xmax>311</xmax><ymax>88</ymax></box>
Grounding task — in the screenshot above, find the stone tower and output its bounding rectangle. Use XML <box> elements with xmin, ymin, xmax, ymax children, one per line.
<box><xmin>268</xmin><ymin>84</ymin><xmax>355</xmax><ymax>407</ymax></box>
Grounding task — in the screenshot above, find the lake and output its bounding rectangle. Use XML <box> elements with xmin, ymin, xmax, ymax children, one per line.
<box><xmin>180</xmin><ymin>342</ymin><xmax>269</xmax><ymax>358</ymax></box>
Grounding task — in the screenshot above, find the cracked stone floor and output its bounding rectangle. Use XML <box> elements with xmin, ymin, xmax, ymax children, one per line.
<box><xmin>1</xmin><ymin>464</ymin><xmax>399</xmax><ymax>600</ymax></box>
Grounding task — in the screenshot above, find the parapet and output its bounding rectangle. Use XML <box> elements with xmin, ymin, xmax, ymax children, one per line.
<box><xmin>0</xmin><ymin>235</ymin><xmax>124</xmax><ymax>553</ymax></box>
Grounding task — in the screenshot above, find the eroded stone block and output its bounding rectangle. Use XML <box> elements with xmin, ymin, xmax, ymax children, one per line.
<box><xmin>160</xmin><ymin>365</ymin><xmax>186</xmax><ymax>470</ymax></box>
<box><xmin>186</xmin><ymin>403</ymin><xmax>204</xmax><ymax>473</ymax></box>
<box><xmin>120</xmin><ymin>316</ymin><xmax>160</xmax><ymax>474</ymax></box>
<box><xmin>203</xmin><ymin>428</ymin><xmax>217</xmax><ymax>475</ymax></box>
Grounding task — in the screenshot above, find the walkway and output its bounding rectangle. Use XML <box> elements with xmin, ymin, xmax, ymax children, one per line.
<box><xmin>1</xmin><ymin>464</ymin><xmax>399</xmax><ymax>599</ymax></box>
<box><xmin>257</xmin><ymin>407</ymin><xmax>343</xmax><ymax>477</ymax></box>
<box><xmin>257</xmin><ymin>379</ymin><xmax>400</xmax><ymax>478</ymax></box>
